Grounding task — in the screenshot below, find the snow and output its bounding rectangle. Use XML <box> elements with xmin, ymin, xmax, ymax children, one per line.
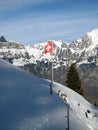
<box><xmin>25</xmin><ymin>46</ymin><xmax>42</xmax><ymax>57</ymax></box>
<box><xmin>85</xmin><ymin>29</ymin><xmax>98</xmax><ymax>51</ymax></box>
<box><xmin>87</xmin><ymin>29</ymin><xmax>98</xmax><ymax>43</ymax></box>
<box><xmin>1</xmin><ymin>28</ymin><xmax>98</xmax><ymax>68</ymax></box>
<box><xmin>0</xmin><ymin>59</ymin><xmax>98</xmax><ymax>130</ymax></box>
<box><xmin>77</xmin><ymin>59</ymin><xmax>90</xmax><ymax>66</ymax></box>
<box><xmin>13</xmin><ymin>57</ymin><xmax>29</xmax><ymax>66</ymax></box>
<box><xmin>52</xmin><ymin>40</ymin><xmax>62</xmax><ymax>48</ymax></box>
<box><xmin>70</xmin><ymin>48</ymin><xmax>75</xmax><ymax>53</ymax></box>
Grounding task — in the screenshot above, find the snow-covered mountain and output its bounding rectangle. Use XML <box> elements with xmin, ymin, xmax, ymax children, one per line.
<box><xmin>0</xmin><ymin>29</ymin><xmax>98</xmax><ymax>67</ymax></box>
<box><xmin>0</xmin><ymin>28</ymin><xmax>98</xmax><ymax>104</ymax></box>
<box><xmin>0</xmin><ymin>59</ymin><xmax>98</xmax><ymax>130</ymax></box>
<box><xmin>70</xmin><ymin>28</ymin><xmax>98</xmax><ymax>65</ymax></box>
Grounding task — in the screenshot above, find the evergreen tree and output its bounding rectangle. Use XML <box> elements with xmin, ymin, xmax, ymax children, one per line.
<box><xmin>66</xmin><ymin>63</ymin><xmax>83</xmax><ymax>95</ymax></box>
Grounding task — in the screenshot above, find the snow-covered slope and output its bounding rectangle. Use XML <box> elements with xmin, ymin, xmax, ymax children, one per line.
<box><xmin>0</xmin><ymin>59</ymin><xmax>98</xmax><ymax>130</ymax></box>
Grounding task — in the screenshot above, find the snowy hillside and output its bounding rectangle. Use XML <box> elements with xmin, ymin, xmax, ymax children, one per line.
<box><xmin>0</xmin><ymin>59</ymin><xmax>98</xmax><ymax>130</ymax></box>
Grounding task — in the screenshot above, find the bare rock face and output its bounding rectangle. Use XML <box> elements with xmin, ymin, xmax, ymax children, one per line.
<box><xmin>0</xmin><ymin>36</ymin><xmax>7</xmax><ymax>42</ymax></box>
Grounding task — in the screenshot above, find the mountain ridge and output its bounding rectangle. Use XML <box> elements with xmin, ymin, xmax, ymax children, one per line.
<box><xmin>0</xmin><ymin>28</ymin><xmax>98</xmax><ymax>103</ymax></box>
<box><xmin>1</xmin><ymin>28</ymin><xmax>98</xmax><ymax>67</ymax></box>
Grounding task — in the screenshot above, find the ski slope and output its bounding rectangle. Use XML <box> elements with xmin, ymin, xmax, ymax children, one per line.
<box><xmin>0</xmin><ymin>59</ymin><xmax>98</xmax><ymax>130</ymax></box>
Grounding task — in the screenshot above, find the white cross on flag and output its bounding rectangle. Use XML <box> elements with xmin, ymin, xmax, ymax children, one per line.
<box><xmin>44</xmin><ymin>41</ymin><xmax>53</xmax><ymax>54</ymax></box>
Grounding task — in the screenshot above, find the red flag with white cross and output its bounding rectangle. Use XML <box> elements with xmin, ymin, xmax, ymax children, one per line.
<box><xmin>44</xmin><ymin>41</ymin><xmax>53</xmax><ymax>54</ymax></box>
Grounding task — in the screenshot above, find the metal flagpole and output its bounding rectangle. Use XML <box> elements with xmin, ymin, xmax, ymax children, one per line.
<box><xmin>44</xmin><ymin>41</ymin><xmax>53</xmax><ymax>95</ymax></box>
<box><xmin>66</xmin><ymin>103</ymin><xmax>70</xmax><ymax>130</ymax></box>
<box><xmin>50</xmin><ymin>56</ymin><xmax>53</xmax><ymax>95</ymax></box>
<box><xmin>50</xmin><ymin>42</ymin><xmax>53</xmax><ymax>95</ymax></box>
<box><xmin>52</xmin><ymin>61</ymin><xmax>54</xmax><ymax>84</ymax></box>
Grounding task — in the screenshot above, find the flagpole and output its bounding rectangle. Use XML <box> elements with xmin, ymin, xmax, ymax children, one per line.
<box><xmin>50</xmin><ymin>51</ymin><xmax>53</xmax><ymax>95</ymax></box>
<box><xmin>50</xmin><ymin>42</ymin><xmax>53</xmax><ymax>95</ymax></box>
<box><xmin>52</xmin><ymin>61</ymin><xmax>53</xmax><ymax>84</ymax></box>
<box><xmin>67</xmin><ymin>103</ymin><xmax>70</xmax><ymax>130</ymax></box>
<box><xmin>44</xmin><ymin>41</ymin><xmax>53</xmax><ymax>95</ymax></box>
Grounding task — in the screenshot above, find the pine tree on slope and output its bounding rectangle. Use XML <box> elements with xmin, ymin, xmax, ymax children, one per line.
<box><xmin>66</xmin><ymin>63</ymin><xmax>83</xmax><ymax>95</ymax></box>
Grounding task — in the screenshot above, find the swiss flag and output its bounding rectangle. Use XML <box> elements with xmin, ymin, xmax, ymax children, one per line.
<box><xmin>44</xmin><ymin>41</ymin><xmax>53</xmax><ymax>54</ymax></box>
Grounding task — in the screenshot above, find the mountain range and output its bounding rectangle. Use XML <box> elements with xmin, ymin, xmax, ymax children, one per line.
<box><xmin>0</xmin><ymin>28</ymin><xmax>98</xmax><ymax>103</ymax></box>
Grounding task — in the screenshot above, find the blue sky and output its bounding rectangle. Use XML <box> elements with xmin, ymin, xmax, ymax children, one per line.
<box><xmin>0</xmin><ymin>0</ymin><xmax>98</xmax><ymax>45</ymax></box>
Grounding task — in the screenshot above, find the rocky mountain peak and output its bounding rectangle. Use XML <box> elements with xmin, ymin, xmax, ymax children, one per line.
<box><xmin>0</xmin><ymin>28</ymin><xmax>98</xmax><ymax>67</ymax></box>
<box><xmin>0</xmin><ymin>29</ymin><xmax>98</xmax><ymax>104</ymax></box>
<box><xmin>0</xmin><ymin>36</ymin><xmax>7</xmax><ymax>42</ymax></box>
